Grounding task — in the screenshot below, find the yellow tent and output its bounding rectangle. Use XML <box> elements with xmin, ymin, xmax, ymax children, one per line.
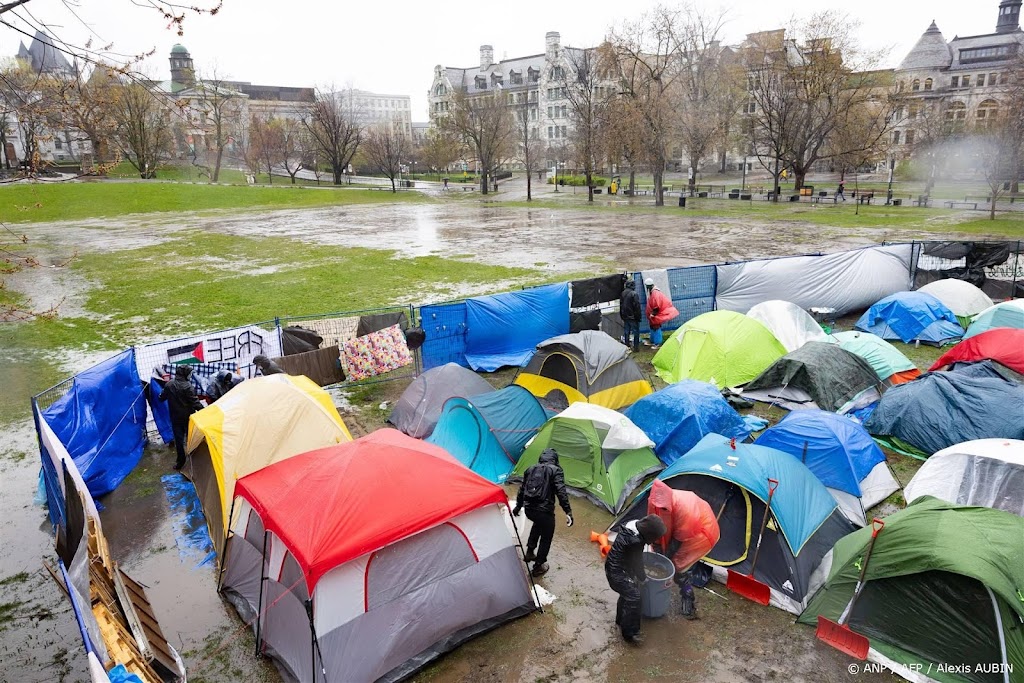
<box><xmin>185</xmin><ymin>374</ymin><xmax>352</xmax><ymax>552</ymax></box>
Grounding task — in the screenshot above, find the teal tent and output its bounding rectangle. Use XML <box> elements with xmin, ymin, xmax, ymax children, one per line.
<box><xmin>427</xmin><ymin>385</ymin><xmax>549</xmax><ymax>483</ymax></box>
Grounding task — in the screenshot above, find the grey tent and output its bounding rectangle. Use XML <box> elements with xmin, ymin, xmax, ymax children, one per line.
<box><xmin>742</xmin><ymin>342</ymin><xmax>884</xmax><ymax>413</ymax></box>
<box><xmin>388</xmin><ymin>363</ymin><xmax>495</xmax><ymax>438</ymax></box>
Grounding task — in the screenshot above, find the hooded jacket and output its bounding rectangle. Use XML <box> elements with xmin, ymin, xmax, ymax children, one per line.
<box><xmin>253</xmin><ymin>355</ymin><xmax>284</xmax><ymax>376</ymax></box>
<box><xmin>645</xmin><ymin>286</ymin><xmax>680</xmax><ymax>329</ymax></box>
<box><xmin>619</xmin><ymin>281</ymin><xmax>642</xmax><ymax>323</ymax></box>
<box><xmin>515</xmin><ymin>448</ymin><xmax>572</xmax><ymax>516</ymax></box>
<box><xmin>605</xmin><ymin>523</ymin><xmax>646</xmax><ymax>584</ymax></box>
<box><xmin>206</xmin><ymin>370</ymin><xmax>241</xmax><ymax>403</ymax></box>
<box><xmin>159</xmin><ymin>365</ymin><xmax>204</xmax><ymax>424</ymax></box>
<box><xmin>647</xmin><ymin>479</ymin><xmax>721</xmax><ymax>571</ymax></box>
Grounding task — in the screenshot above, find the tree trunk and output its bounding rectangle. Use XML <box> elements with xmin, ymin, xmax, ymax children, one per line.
<box><xmin>391</xmin><ymin>176</ymin><xmax>397</xmax><ymax>193</ymax></box>
<box><xmin>480</xmin><ymin>168</ymin><xmax>489</xmax><ymax>195</ymax></box>
<box><xmin>688</xmin><ymin>156</ymin><xmax>698</xmax><ymax>194</ymax></box>
<box><xmin>586</xmin><ymin>170</ymin><xmax>593</xmax><ymax>202</ymax></box>
<box><xmin>526</xmin><ymin>168</ymin><xmax>532</xmax><ymax>201</ymax></box>
<box><xmin>772</xmin><ymin>157</ymin><xmax>780</xmax><ymax>203</ymax></box>
<box><xmin>333</xmin><ymin>167</ymin><xmax>342</xmax><ymax>185</ymax></box>
<box><xmin>213</xmin><ymin>147</ymin><xmax>223</xmax><ymax>182</ymax></box>
<box><xmin>794</xmin><ymin>171</ymin><xmax>806</xmax><ymax>192</ymax></box>
<box><xmin>629</xmin><ymin>168</ymin><xmax>635</xmax><ymax>194</ymax></box>
<box><xmin>719</xmin><ymin>150</ymin><xmax>727</xmax><ymax>173</ymax></box>
<box><xmin>990</xmin><ymin>195</ymin><xmax>997</xmax><ymax>220</ymax></box>
<box><xmin>654</xmin><ymin>168</ymin><xmax>664</xmax><ymax>206</ymax></box>
<box><xmin>290</xmin><ymin>174</ymin><xmax>297</xmax><ymax>184</ymax></box>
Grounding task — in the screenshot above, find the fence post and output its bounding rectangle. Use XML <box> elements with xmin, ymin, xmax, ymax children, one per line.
<box><xmin>274</xmin><ymin>317</ymin><xmax>283</xmax><ymax>357</ymax></box>
<box><xmin>409</xmin><ymin>304</ymin><xmax>421</xmax><ymax>377</ymax></box>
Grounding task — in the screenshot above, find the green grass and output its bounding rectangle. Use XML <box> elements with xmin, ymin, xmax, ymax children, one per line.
<box><xmin>0</xmin><ymin>181</ymin><xmax>429</xmax><ymax>224</ymax></box>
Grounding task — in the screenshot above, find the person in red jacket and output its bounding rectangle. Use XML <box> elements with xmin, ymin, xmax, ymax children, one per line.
<box><xmin>647</xmin><ymin>479</ymin><xmax>721</xmax><ymax>619</ymax></box>
<box><xmin>644</xmin><ymin>278</ymin><xmax>679</xmax><ymax>347</ymax></box>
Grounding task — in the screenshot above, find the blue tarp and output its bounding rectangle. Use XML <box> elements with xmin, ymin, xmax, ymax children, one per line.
<box><xmin>755</xmin><ymin>410</ymin><xmax>886</xmax><ymax>496</ymax></box>
<box><xmin>146</xmin><ymin>378</ymin><xmax>174</xmax><ymax>444</ymax></box>
<box><xmin>865</xmin><ymin>364</ymin><xmax>1024</xmax><ymax>456</ymax></box>
<box><xmin>464</xmin><ymin>283</ymin><xmax>569</xmax><ymax>371</ymax></box>
<box><xmin>654</xmin><ymin>433</ymin><xmax>839</xmax><ymax>554</ymax></box>
<box><xmin>427</xmin><ymin>385</ymin><xmax>548</xmax><ymax>483</ymax></box>
<box><xmin>855</xmin><ymin>291</ymin><xmax>963</xmax><ymax>345</ymax></box>
<box><xmin>624</xmin><ymin>380</ymin><xmax>751</xmax><ymax>466</ymax></box>
<box><xmin>418</xmin><ymin>301</ymin><xmax>470</xmax><ymax>370</ymax></box>
<box><xmin>41</xmin><ymin>349</ymin><xmax>148</xmax><ymax>497</ymax></box>
<box><xmin>162</xmin><ymin>474</ymin><xmax>216</xmax><ymax>568</ymax></box>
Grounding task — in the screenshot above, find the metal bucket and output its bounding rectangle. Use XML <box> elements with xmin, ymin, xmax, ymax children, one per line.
<box><xmin>640</xmin><ymin>552</ymin><xmax>676</xmax><ymax>618</ymax></box>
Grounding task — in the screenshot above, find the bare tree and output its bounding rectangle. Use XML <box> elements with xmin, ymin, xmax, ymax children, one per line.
<box><xmin>420</xmin><ymin>128</ymin><xmax>461</xmax><ymax>180</ymax></box>
<box><xmin>977</xmin><ymin>60</ymin><xmax>1024</xmax><ymax>219</ymax></box>
<box><xmin>743</xmin><ymin>13</ymin><xmax>895</xmax><ymax>192</ymax></box>
<box><xmin>609</xmin><ymin>6</ymin><xmax>684</xmax><ymax>206</ymax></box>
<box><xmin>559</xmin><ymin>45</ymin><xmax>614</xmax><ymax>202</ymax></box>
<box><xmin>302</xmin><ymin>87</ymin><xmax>362</xmax><ymax>185</ymax></box>
<box><xmin>439</xmin><ymin>87</ymin><xmax>514</xmax><ymax>195</ymax></box>
<box><xmin>187</xmin><ymin>70</ymin><xmax>245</xmax><ymax>181</ymax></box>
<box><xmin>109</xmin><ymin>80</ymin><xmax>173</xmax><ymax>178</ymax></box>
<box><xmin>362</xmin><ymin>120</ymin><xmax>409</xmax><ymax>192</ymax></box>
<box><xmin>279</xmin><ymin>116</ymin><xmax>307</xmax><ymax>184</ymax></box>
<box><xmin>511</xmin><ymin>96</ymin><xmax>544</xmax><ymax>200</ymax></box>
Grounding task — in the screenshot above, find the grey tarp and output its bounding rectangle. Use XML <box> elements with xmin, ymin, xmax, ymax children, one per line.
<box><xmin>388</xmin><ymin>363</ymin><xmax>495</xmax><ymax>439</ymax></box>
<box><xmin>865</xmin><ymin>365</ymin><xmax>1024</xmax><ymax>456</ymax></box>
<box><xmin>742</xmin><ymin>342</ymin><xmax>884</xmax><ymax>413</ymax></box>
<box><xmin>534</xmin><ymin>330</ymin><xmax>630</xmax><ymax>380</ymax></box>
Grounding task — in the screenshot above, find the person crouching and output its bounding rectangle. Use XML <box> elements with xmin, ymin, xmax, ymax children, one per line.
<box><xmin>605</xmin><ymin>514</ymin><xmax>667</xmax><ymax>644</ymax></box>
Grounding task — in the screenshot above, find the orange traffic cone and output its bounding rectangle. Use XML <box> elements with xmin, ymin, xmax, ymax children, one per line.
<box><xmin>589</xmin><ymin>531</ymin><xmax>611</xmax><ymax>559</ymax></box>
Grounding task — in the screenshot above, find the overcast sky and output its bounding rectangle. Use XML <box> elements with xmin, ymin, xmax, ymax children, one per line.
<box><xmin>0</xmin><ymin>0</ymin><xmax>1008</xmax><ymax>119</ymax></box>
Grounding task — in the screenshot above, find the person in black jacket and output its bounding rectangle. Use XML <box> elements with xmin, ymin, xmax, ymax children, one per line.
<box><xmin>513</xmin><ymin>448</ymin><xmax>573</xmax><ymax>577</ymax></box>
<box><xmin>252</xmin><ymin>355</ymin><xmax>284</xmax><ymax>376</ymax></box>
<box><xmin>605</xmin><ymin>515</ymin><xmax>667</xmax><ymax>644</ymax></box>
<box><xmin>206</xmin><ymin>370</ymin><xmax>242</xmax><ymax>403</ymax></box>
<box><xmin>159</xmin><ymin>365</ymin><xmax>205</xmax><ymax>470</ymax></box>
<box><xmin>619</xmin><ymin>280</ymin><xmax>642</xmax><ymax>351</ymax></box>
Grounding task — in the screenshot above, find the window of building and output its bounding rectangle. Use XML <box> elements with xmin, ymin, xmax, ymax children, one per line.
<box><xmin>962</xmin><ymin>75</ymin><xmax>971</xmax><ymax>87</ymax></box>
<box><xmin>977</xmin><ymin>74</ymin><xmax>986</xmax><ymax>86</ymax></box>
<box><xmin>946</xmin><ymin>101</ymin><xmax>967</xmax><ymax>120</ymax></box>
<box><xmin>959</xmin><ymin>45</ymin><xmax>1015</xmax><ymax>62</ymax></box>
<box><xmin>560</xmin><ymin>125</ymin><xmax>567</xmax><ymax>138</ymax></box>
<box><xmin>977</xmin><ymin>99</ymin><xmax>999</xmax><ymax>127</ymax></box>
<box><xmin>551</xmin><ymin>66</ymin><xmax>564</xmax><ymax>80</ymax></box>
<box><xmin>924</xmin><ymin>78</ymin><xmax>933</xmax><ymax>91</ymax></box>
<box><xmin>990</xmin><ymin>72</ymin><xmax>998</xmax><ymax>85</ymax></box>
<box><xmin>530</xmin><ymin>107</ymin><xmax>537</xmax><ymax>120</ymax></box>
<box><xmin>548</xmin><ymin>126</ymin><xmax>553</xmax><ymax>139</ymax></box>
<box><xmin>529</xmin><ymin>90</ymin><xmax>537</xmax><ymax>101</ymax></box>
<box><xmin>547</xmin><ymin>106</ymin><xmax>553</xmax><ymax>118</ymax></box>
<box><xmin>892</xmin><ymin>130</ymin><xmax>900</xmax><ymax>145</ymax></box>
<box><xmin>511</xmin><ymin>71</ymin><xmax>523</xmax><ymax>85</ymax></box>
<box><xmin>951</xmin><ymin>76</ymin><xmax>959</xmax><ymax>87</ymax></box>
<box><xmin>912</xmin><ymin>79</ymin><xmax>920</xmax><ymax>92</ymax></box>
<box><xmin>909</xmin><ymin>104</ymin><xmax>920</xmax><ymax>119</ymax></box>
<box><xmin>475</xmin><ymin>76</ymin><xmax>486</xmax><ymax>89</ymax></box>
<box><xmin>905</xmin><ymin>130</ymin><xmax>915</xmax><ymax>145</ymax></box>
<box><xmin>54</xmin><ymin>137</ymin><xmax>62</xmax><ymax>149</ymax></box>
<box><xmin>561</xmin><ymin>105</ymin><xmax>567</xmax><ymax>118</ymax></box>
<box><xmin>528</xmin><ymin>67</ymin><xmax>539</xmax><ymax>82</ymax></box>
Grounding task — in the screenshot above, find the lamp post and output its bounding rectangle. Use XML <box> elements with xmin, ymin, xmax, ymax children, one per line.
<box><xmin>741</xmin><ymin>154</ymin><xmax>748</xmax><ymax>192</ymax></box>
<box><xmin>886</xmin><ymin>157</ymin><xmax>895</xmax><ymax>205</ymax></box>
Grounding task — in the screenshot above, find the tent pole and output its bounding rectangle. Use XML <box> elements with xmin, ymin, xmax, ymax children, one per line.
<box><xmin>217</xmin><ymin>496</ymin><xmax>238</xmax><ymax>592</ymax></box>
<box><xmin>305</xmin><ymin>598</ymin><xmax>327</xmax><ymax>682</ymax></box>
<box><xmin>506</xmin><ymin>504</ymin><xmax>544</xmax><ymax>614</ymax></box>
<box><xmin>255</xmin><ymin>530</ymin><xmax>268</xmax><ymax>658</ymax></box>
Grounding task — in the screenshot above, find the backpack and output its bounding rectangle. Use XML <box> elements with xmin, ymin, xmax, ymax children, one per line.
<box><xmin>522</xmin><ymin>464</ymin><xmax>553</xmax><ymax>506</ymax></box>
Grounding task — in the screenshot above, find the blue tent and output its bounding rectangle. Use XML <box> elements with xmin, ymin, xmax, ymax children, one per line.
<box><xmin>427</xmin><ymin>385</ymin><xmax>549</xmax><ymax>483</ymax></box>
<box><xmin>624</xmin><ymin>380</ymin><xmax>751</xmax><ymax>466</ymax></box>
<box><xmin>40</xmin><ymin>349</ymin><xmax>148</xmax><ymax>497</ymax></box>
<box><xmin>855</xmin><ymin>291</ymin><xmax>963</xmax><ymax>345</ymax></box>
<box><xmin>964</xmin><ymin>300</ymin><xmax>1024</xmax><ymax>339</ymax></box>
<box><xmin>754</xmin><ymin>410</ymin><xmax>899</xmax><ymax>524</ymax></box>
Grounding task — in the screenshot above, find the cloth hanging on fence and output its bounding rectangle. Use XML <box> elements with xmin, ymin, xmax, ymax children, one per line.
<box><xmin>342</xmin><ymin>325</ymin><xmax>413</xmax><ymax>381</ymax></box>
<box><xmin>571</xmin><ymin>274</ymin><xmax>625</xmax><ymax>307</ymax></box>
<box><xmin>356</xmin><ymin>311</ymin><xmax>409</xmax><ymax>337</ymax></box>
<box><xmin>287</xmin><ymin>316</ymin><xmax>360</xmax><ymax>350</ymax></box>
<box><xmin>281</xmin><ymin>326</ymin><xmax>324</xmax><ymax>355</ymax></box>
<box><xmin>570</xmin><ymin>309</ymin><xmax>603</xmax><ymax>332</ymax></box>
<box><xmin>271</xmin><ymin>346</ymin><xmax>345</xmax><ymax>386</ymax></box>
<box><xmin>158</xmin><ymin>362</ymin><xmax>238</xmax><ymax>398</ymax></box>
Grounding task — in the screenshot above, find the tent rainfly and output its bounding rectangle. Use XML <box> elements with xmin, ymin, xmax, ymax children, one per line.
<box><xmin>514</xmin><ymin>330</ymin><xmax>652</xmax><ymax>410</ymax></box>
<box><xmin>854</xmin><ymin>291</ymin><xmax>963</xmax><ymax>345</ymax></box>
<box><xmin>917</xmin><ymin>279</ymin><xmax>993</xmax><ymax>328</ymax></box>
<box><xmin>798</xmin><ymin>497</ymin><xmax>1024</xmax><ymax>683</ymax></box>
<box><xmin>223</xmin><ymin>430</ymin><xmax>535</xmax><ymax>683</ymax></box>
<box><xmin>611</xmin><ymin>433</ymin><xmax>856</xmax><ymax>614</ymax></box>
<box><xmin>746</xmin><ymin>300</ymin><xmax>828</xmax><ymax>352</ymax></box>
<box><xmin>186</xmin><ymin>374</ymin><xmax>352</xmax><ymax>553</ymax></box>
<box><xmin>830</xmin><ymin>331</ymin><xmax>920</xmax><ymax>385</ymax></box>
<box><xmin>512</xmin><ymin>403</ymin><xmax>663</xmax><ymax>514</ymax></box>
<box><xmin>931</xmin><ymin>328</ymin><xmax>1024</xmax><ymax>376</ymax></box>
<box><xmin>754</xmin><ymin>410</ymin><xmax>900</xmax><ymax>526</ymax></box>
<box><xmin>905</xmin><ymin>438</ymin><xmax>1024</xmax><ymax>516</ymax></box>
<box><xmin>387</xmin><ymin>362</ymin><xmax>494</xmax><ymax>438</ymax></box>
<box><xmin>652</xmin><ymin>310</ymin><xmax>786</xmax><ymax>389</ymax></box>
<box><xmin>964</xmin><ymin>299</ymin><xmax>1024</xmax><ymax>339</ymax></box>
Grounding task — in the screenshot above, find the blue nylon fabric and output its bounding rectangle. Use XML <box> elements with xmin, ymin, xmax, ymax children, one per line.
<box><xmin>427</xmin><ymin>386</ymin><xmax>548</xmax><ymax>483</ymax></box>
<box><xmin>658</xmin><ymin>433</ymin><xmax>838</xmax><ymax>554</ymax></box>
<box><xmin>41</xmin><ymin>349</ymin><xmax>148</xmax><ymax>497</ymax></box>
<box><xmin>755</xmin><ymin>409</ymin><xmax>886</xmax><ymax>496</ymax></box>
<box><xmin>162</xmin><ymin>474</ymin><xmax>216</xmax><ymax>567</ymax></box>
<box><xmin>418</xmin><ymin>301</ymin><xmax>470</xmax><ymax>370</ymax></box>
<box><xmin>855</xmin><ymin>291</ymin><xmax>963</xmax><ymax>344</ymax></box>
<box><xmin>146</xmin><ymin>378</ymin><xmax>174</xmax><ymax>444</ymax></box>
<box><xmin>464</xmin><ymin>283</ymin><xmax>569</xmax><ymax>371</ymax></box>
<box><xmin>624</xmin><ymin>381</ymin><xmax>751</xmax><ymax>466</ymax></box>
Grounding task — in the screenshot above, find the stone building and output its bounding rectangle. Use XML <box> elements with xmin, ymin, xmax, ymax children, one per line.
<box><xmin>892</xmin><ymin>0</ymin><xmax>1023</xmax><ymax>151</ymax></box>
<box><xmin>334</xmin><ymin>89</ymin><xmax>412</xmax><ymax>136</ymax></box>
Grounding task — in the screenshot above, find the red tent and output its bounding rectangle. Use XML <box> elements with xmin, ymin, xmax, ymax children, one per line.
<box><xmin>234</xmin><ymin>428</ymin><xmax>510</xmax><ymax>591</ymax></box>
<box><xmin>930</xmin><ymin>328</ymin><xmax>1024</xmax><ymax>376</ymax></box>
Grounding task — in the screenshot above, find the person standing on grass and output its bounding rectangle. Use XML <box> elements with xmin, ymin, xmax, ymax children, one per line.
<box><xmin>619</xmin><ymin>279</ymin><xmax>642</xmax><ymax>351</ymax></box>
<box><xmin>605</xmin><ymin>514</ymin><xmax>667</xmax><ymax>644</ymax></box>
<box><xmin>160</xmin><ymin>365</ymin><xmax>204</xmax><ymax>471</ymax></box>
<box><xmin>644</xmin><ymin>278</ymin><xmax>679</xmax><ymax>348</ymax></box>
<box><xmin>513</xmin><ymin>448</ymin><xmax>573</xmax><ymax>578</ymax></box>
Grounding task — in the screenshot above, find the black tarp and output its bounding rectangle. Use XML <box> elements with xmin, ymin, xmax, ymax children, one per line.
<box><xmin>357</xmin><ymin>311</ymin><xmax>409</xmax><ymax>337</ymax></box>
<box><xmin>744</xmin><ymin>342</ymin><xmax>882</xmax><ymax>412</ymax></box>
<box><xmin>570</xmin><ymin>274</ymin><xmax>625</xmax><ymax>307</ymax></box>
<box><xmin>281</xmin><ymin>326</ymin><xmax>323</xmax><ymax>356</ymax></box>
<box><xmin>570</xmin><ymin>309</ymin><xmax>603</xmax><ymax>333</ymax></box>
<box><xmin>915</xmin><ymin>241</ymin><xmax>1023</xmax><ymax>298</ymax></box>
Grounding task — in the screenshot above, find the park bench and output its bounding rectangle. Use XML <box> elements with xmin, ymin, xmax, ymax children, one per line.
<box><xmin>461</xmin><ymin>186</ymin><xmax>476</xmax><ymax>192</ymax></box>
<box><xmin>944</xmin><ymin>200</ymin><xmax>978</xmax><ymax>210</ymax></box>
<box><xmin>914</xmin><ymin>195</ymin><xmax>930</xmax><ymax>207</ymax></box>
<box><xmin>810</xmin><ymin>192</ymin><xmax>836</xmax><ymax>204</ymax></box>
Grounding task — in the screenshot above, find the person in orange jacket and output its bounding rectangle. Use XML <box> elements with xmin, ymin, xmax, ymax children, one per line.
<box><xmin>644</xmin><ymin>278</ymin><xmax>679</xmax><ymax>347</ymax></box>
<box><xmin>647</xmin><ymin>479</ymin><xmax>721</xmax><ymax>618</ymax></box>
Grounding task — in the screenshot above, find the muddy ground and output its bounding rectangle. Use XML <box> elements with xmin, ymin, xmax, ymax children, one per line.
<box><xmin>0</xmin><ymin>195</ymin><xmax>965</xmax><ymax>682</ymax></box>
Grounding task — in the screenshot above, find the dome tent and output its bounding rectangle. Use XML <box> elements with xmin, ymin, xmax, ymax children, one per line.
<box><xmin>652</xmin><ymin>310</ymin><xmax>786</xmax><ymax>389</ymax></box>
<box><xmin>623</xmin><ymin>380</ymin><xmax>752</xmax><ymax>466</ymax></box>
<box><xmin>512</xmin><ymin>403</ymin><xmax>663</xmax><ymax>514</ymax></box>
<box><xmin>830</xmin><ymin>331</ymin><xmax>920</xmax><ymax>385</ymax></box>
<box><xmin>964</xmin><ymin>299</ymin><xmax>1024</xmax><ymax>339</ymax></box>
<box><xmin>514</xmin><ymin>330</ymin><xmax>652</xmax><ymax>410</ymax></box>
<box><xmin>222</xmin><ymin>430</ymin><xmax>534</xmax><ymax>683</ymax></box>
<box><xmin>746</xmin><ymin>300</ymin><xmax>828</xmax><ymax>352</ymax></box>
<box><xmin>798</xmin><ymin>497</ymin><xmax>1024</xmax><ymax>683</ymax></box>
<box><xmin>611</xmin><ymin>433</ymin><xmax>856</xmax><ymax>614</ymax></box>
<box><xmin>931</xmin><ymin>328</ymin><xmax>1024</xmax><ymax>376</ymax></box>
<box><xmin>754</xmin><ymin>410</ymin><xmax>900</xmax><ymax>526</ymax></box>
<box><xmin>741</xmin><ymin>342</ymin><xmax>884</xmax><ymax>414</ymax></box>
<box><xmin>917</xmin><ymin>279</ymin><xmax>993</xmax><ymax>328</ymax></box>
<box><xmin>854</xmin><ymin>291</ymin><xmax>963</xmax><ymax>345</ymax></box>
<box><xmin>904</xmin><ymin>439</ymin><xmax>1024</xmax><ymax>516</ymax></box>
<box><xmin>387</xmin><ymin>363</ymin><xmax>494</xmax><ymax>438</ymax></box>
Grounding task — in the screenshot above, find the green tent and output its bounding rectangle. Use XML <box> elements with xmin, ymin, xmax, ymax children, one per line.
<box><xmin>799</xmin><ymin>496</ymin><xmax>1024</xmax><ymax>683</ymax></box>
<box><xmin>511</xmin><ymin>403</ymin><xmax>663</xmax><ymax>514</ymax></box>
<box><xmin>652</xmin><ymin>310</ymin><xmax>786</xmax><ymax>388</ymax></box>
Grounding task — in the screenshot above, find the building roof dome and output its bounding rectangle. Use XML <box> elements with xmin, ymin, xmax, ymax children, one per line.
<box><xmin>898</xmin><ymin>21</ymin><xmax>953</xmax><ymax>71</ymax></box>
<box><xmin>171</xmin><ymin>44</ymin><xmax>189</xmax><ymax>54</ymax></box>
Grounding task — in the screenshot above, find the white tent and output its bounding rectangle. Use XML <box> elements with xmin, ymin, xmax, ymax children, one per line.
<box><xmin>917</xmin><ymin>279</ymin><xmax>993</xmax><ymax>321</ymax></box>
<box><xmin>746</xmin><ymin>300</ymin><xmax>827</xmax><ymax>352</ymax></box>
<box><xmin>553</xmin><ymin>402</ymin><xmax>654</xmax><ymax>451</ymax></box>
<box><xmin>904</xmin><ymin>439</ymin><xmax>1024</xmax><ymax>516</ymax></box>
